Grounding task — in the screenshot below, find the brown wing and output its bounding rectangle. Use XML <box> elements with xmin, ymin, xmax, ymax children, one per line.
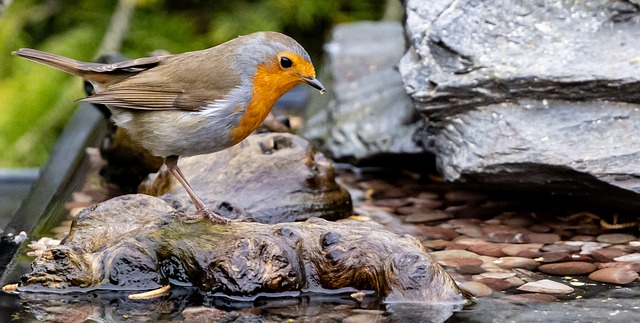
<box><xmin>79</xmin><ymin>47</ymin><xmax>242</xmax><ymax>111</ymax></box>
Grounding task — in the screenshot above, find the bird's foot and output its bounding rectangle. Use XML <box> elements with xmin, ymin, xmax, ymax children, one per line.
<box><xmin>195</xmin><ymin>207</ymin><xmax>232</xmax><ymax>224</ymax></box>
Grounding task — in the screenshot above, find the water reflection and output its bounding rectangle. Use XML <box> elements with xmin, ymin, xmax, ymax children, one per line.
<box><xmin>13</xmin><ymin>288</ymin><xmax>462</xmax><ymax>323</ymax></box>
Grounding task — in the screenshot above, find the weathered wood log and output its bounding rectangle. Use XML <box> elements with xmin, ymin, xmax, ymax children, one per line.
<box><xmin>18</xmin><ymin>194</ymin><xmax>464</xmax><ymax>305</ymax></box>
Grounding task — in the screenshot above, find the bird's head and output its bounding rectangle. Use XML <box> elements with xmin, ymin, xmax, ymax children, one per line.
<box><xmin>233</xmin><ymin>32</ymin><xmax>325</xmax><ymax>96</ymax></box>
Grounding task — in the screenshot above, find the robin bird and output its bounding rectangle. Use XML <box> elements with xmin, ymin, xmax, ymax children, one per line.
<box><xmin>13</xmin><ymin>31</ymin><xmax>325</xmax><ymax>224</ymax></box>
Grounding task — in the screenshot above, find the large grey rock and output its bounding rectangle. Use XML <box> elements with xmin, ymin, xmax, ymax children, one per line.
<box><xmin>400</xmin><ymin>0</ymin><xmax>640</xmax><ymax>110</ymax></box>
<box><xmin>303</xmin><ymin>21</ymin><xmax>424</xmax><ymax>163</ymax></box>
<box><xmin>400</xmin><ymin>0</ymin><xmax>640</xmax><ymax>209</ymax></box>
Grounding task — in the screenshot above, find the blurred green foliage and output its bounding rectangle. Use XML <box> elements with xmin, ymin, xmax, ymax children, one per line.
<box><xmin>0</xmin><ymin>0</ymin><xmax>386</xmax><ymax>167</ymax></box>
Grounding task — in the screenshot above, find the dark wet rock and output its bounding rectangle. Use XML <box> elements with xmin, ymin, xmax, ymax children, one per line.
<box><xmin>302</xmin><ymin>21</ymin><xmax>423</xmax><ymax>163</ymax></box>
<box><xmin>19</xmin><ymin>195</ymin><xmax>464</xmax><ymax>304</ymax></box>
<box><xmin>538</xmin><ymin>262</ymin><xmax>597</xmax><ymax>276</ymax></box>
<box><xmin>139</xmin><ymin>133</ymin><xmax>352</xmax><ymax>223</ymax></box>
<box><xmin>588</xmin><ymin>268</ymin><xmax>639</xmax><ymax>285</ymax></box>
<box><xmin>400</xmin><ymin>0</ymin><xmax>640</xmax><ymax>211</ymax></box>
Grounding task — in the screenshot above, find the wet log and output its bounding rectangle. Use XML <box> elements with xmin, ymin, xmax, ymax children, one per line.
<box><xmin>18</xmin><ymin>194</ymin><xmax>464</xmax><ymax>305</ymax></box>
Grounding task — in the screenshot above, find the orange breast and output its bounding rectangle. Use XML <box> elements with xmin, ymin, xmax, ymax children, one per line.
<box><xmin>230</xmin><ymin>64</ymin><xmax>299</xmax><ymax>145</ymax></box>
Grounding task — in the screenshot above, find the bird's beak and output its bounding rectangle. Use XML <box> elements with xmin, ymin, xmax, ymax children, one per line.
<box><xmin>302</xmin><ymin>76</ymin><xmax>326</xmax><ymax>94</ymax></box>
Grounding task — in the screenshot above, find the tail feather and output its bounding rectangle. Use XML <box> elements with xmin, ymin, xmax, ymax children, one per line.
<box><xmin>12</xmin><ymin>48</ymin><xmax>86</xmax><ymax>77</ymax></box>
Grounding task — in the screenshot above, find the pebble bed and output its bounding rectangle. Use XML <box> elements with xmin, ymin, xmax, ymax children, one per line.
<box><xmin>338</xmin><ymin>169</ymin><xmax>640</xmax><ymax>304</ymax></box>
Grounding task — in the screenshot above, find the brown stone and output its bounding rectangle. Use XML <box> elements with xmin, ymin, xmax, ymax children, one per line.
<box><xmin>421</xmin><ymin>226</ymin><xmax>459</xmax><ymax>240</ymax></box>
<box><xmin>430</xmin><ymin>250</ymin><xmax>480</xmax><ymax>261</ymax></box>
<box><xmin>422</xmin><ymin>239</ymin><xmax>449</xmax><ymax>251</ymax></box>
<box><xmin>597</xmin><ymin>262</ymin><xmax>640</xmax><ymax>273</ymax></box>
<box><xmin>539</xmin><ymin>251</ymin><xmax>572</xmax><ymax>263</ymax></box>
<box><xmin>515</xmin><ymin>250</ymin><xmax>543</xmax><ymax>259</ymax></box>
<box><xmin>456</xmin><ymin>265</ymin><xmax>486</xmax><ymax>275</ymax></box>
<box><xmin>458</xmin><ymin>281</ymin><xmax>492</xmax><ymax>297</ymax></box>
<box><xmin>590</xmin><ymin>249</ymin><xmax>628</xmax><ymax>262</ymax></box>
<box><xmin>528</xmin><ymin>233</ymin><xmax>561</xmax><ymax>245</ymax></box>
<box><xmin>438</xmin><ymin>257</ymin><xmax>483</xmax><ymax>268</ymax></box>
<box><xmin>373</xmin><ymin>198</ymin><xmax>409</xmax><ymax>208</ymax></box>
<box><xmin>486</xmin><ymin>232</ymin><xmax>530</xmax><ymax>244</ymax></box>
<box><xmin>445</xmin><ymin>243</ymin><xmax>470</xmax><ymax>250</ymax></box>
<box><xmin>501</xmin><ymin>244</ymin><xmax>543</xmax><ymax>257</ymax></box>
<box><xmin>495</xmin><ymin>257</ymin><xmax>539</xmax><ymax>270</ymax></box>
<box><xmin>455</xmin><ymin>225</ymin><xmax>485</xmax><ymax>238</ymax></box>
<box><xmin>570</xmin><ymin>235</ymin><xmax>597</xmax><ymax>242</ymax></box>
<box><xmin>541</xmin><ymin>243</ymin><xmax>581</xmax><ymax>253</ymax></box>
<box><xmin>467</xmin><ymin>243</ymin><xmax>508</xmax><ymax>257</ymax></box>
<box><xmin>538</xmin><ymin>262</ymin><xmax>597</xmax><ymax>276</ymax></box>
<box><xmin>588</xmin><ymin>268</ymin><xmax>639</xmax><ymax>285</ymax></box>
<box><xmin>475</xmin><ymin>278</ymin><xmax>511</xmax><ymax>291</ymax></box>
<box><xmin>405</xmin><ymin>211</ymin><xmax>452</xmax><ymax>223</ymax></box>
<box><xmin>443</xmin><ymin>191</ymin><xmax>487</xmax><ymax>204</ymax></box>
<box><xmin>529</xmin><ymin>225</ymin><xmax>552</xmax><ymax>233</ymax></box>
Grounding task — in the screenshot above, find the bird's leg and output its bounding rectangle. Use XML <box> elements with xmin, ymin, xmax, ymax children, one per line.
<box><xmin>164</xmin><ymin>156</ymin><xmax>229</xmax><ymax>224</ymax></box>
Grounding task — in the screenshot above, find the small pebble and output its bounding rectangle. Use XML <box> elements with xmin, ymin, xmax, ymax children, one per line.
<box><xmin>597</xmin><ymin>262</ymin><xmax>640</xmax><ymax>272</ymax></box>
<box><xmin>422</xmin><ymin>239</ymin><xmax>449</xmax><ymax>250</ymax></box>
<box><xmin>541</xmin><ymin>243</ymin><xmax>581</xmax><ymax>253</ymax></box>
<box><xmin>467</xmin><ymin>243</ymin><xmax>508</xmax><ymax>257</ymax></box>
<box><xmin>596</xmin><ymin>233</ymin><xmax>636</xmax><ymax>244</ymax></box>
<box><xmin>505</xmin><ymin>276</ymin><xmax>526</xmax><ymax>287</ymax></box>
<box><xmin>444</xmin><ymin>243</ymin><xmax>470</xmax><ymax>250</ymax></box>
<box><xmin>456</xmin><ymin>265</ymin><xmax>486</xmax><ymax>275</ymax></box>
<box><xmin>421</xmin><ymin>226</ymin><xmax>459</xmax><ymax>240</ymax></box>
<box><xmin>502</xmin><ymin>293</ymin><xmax>557</xmax><ymax>303</ymax></box>
<box><xmin>529</xmin><ymin>224</ymin><xmax>552</xmax><ymax>233</ymax></box>
<box><xmin>570</xmin><ymin>235</ymin><xmax>597</xmax><ymax>242</ymax></box>
<box><xmin>486</xmin><ymin>232</ymin><xmax>530</xmax><ymax>244</ymax></box>
<box><xmin>480</xmin><ymin>272</ymin><xmax>516</xmax><ymax>279</ymax></box>
<box><xmin>613</xmin><ymin>253</ymin><xmax>640</xmax><ymax>263</ymax></box>
<box><xmin>538</xmin><ymin>262</ymin><xmax>597</xmax><ymax>276</ymax></box>
<box><xmin>588</xmin><ymin>268</ymin><xmax>639</xmax><ymax>285</ymax></box>
<box><xmin>455</xmin><ymin>226</ymin><xmax>485</xmax><ymax>238</ymax></box>
<box><xmin>495</xmin><ymin>257</ymin><xmax>539</xmax><ymax>270</ymax></box>
<box><xmin>430</xmin><ymin>250</ymin><xmax>480</xmax><ymax>261</ymax></box>
<box><xmin>459</xmin><ymin>281</ymin><xmax>492</xmax><ymax>297</ymax></box>
<box><xmin>453</xmin><ymin>237</ymin><xmax>489</xmax><ymax>245</ymax></box>
<box><xmin>538</xmin><ymin>251</ymin><xmax>571</xmax><ymax>263</ymax></box>
<box><xmin>405</xmin><ymin>211</ymin><xmax>452</xmax><ymax>223</ymax></box>
<box><xmin>590</xmin><ymin>248</ymin><xmax>627</xmax><ymax>262</ymax></box>
<box><xmin>438</xmin><ymin>257</ymin><xmax>483</xmax><ymax>268</ymax></box>
<box><xmin>527</xmin><ymin>233</ymin><xmax>561</xmax><ymax>245</ymax></box>
<box><xmin>517</xmin><ymin>279</ymin><xmax>574</xmax><ymax>294</ymax></box>
<box><xmin>501</xmin><ymin>244</ymin><xmax>543</xmax><ymax>257</ymax></box>
<box><xmin>475</xmin><ymin>278</ymin><xmax>512</xmax><ymax>291</ymax></box>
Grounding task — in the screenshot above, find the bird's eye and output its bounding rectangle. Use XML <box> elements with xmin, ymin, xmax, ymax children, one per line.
<box><xmin>280</xmin><ymin>57</ymin><xmax>293</xmax><ymax>68</ymax></box>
